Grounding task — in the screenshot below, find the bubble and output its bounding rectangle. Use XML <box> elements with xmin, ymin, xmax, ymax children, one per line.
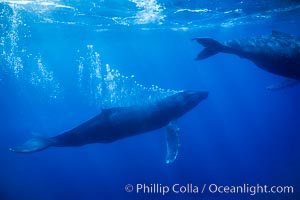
<box><xmin>77</xmin><ymin>45</ymin><xmax>178</xmax><ymax>109</ymax></box>
<box><xmin>30</xmin><ymin>56</ymin><xmax>61</xmax><ymax>99</ymax></box>
<box><xmin>0</xmin><ymin>4</ymin><xmax>62</xmax><ymax>101</ymax></box>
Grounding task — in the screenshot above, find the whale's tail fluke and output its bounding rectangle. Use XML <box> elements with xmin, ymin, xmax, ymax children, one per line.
<box><xmin>266</xmin><ymin>78</ymin><xmax>300</xmax><ymax>91</ymax></box>
<box><xmin>193</xmin><ymin>38</ymin><xmax>229</xmax><ymax>60</ymax></box>
<box><xmin>9</xmin><ymin>137</ymin><xmax>53</xmax><ymax>153</ymax></box>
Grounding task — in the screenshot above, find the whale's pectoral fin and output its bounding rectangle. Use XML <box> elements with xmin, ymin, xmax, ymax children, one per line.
<box><xmin>165</xmin><ymin>121</ymin><xmax>180</xmax><ymax>164</ymax></box>
<box><xmin>9</xmin><ymin>137</ymin><xmax>53</xmax><ymax>153</ymax></box>
<box><xmin>192</xmin><ymin>38</ymin><xmax>227</xmax><ymax>60</ymax></box>
<box><xmin>266</xmin><ymin>79</ymin><xmax>300</xmax><ymax>91</ymax></box>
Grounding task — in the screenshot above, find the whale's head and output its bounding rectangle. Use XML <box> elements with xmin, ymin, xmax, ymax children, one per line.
<box><xmin>159</xmin><ymin>90</ymin><xmax>208</xmax><ymax>119</ymax></box>
<box><xmin>177</xmin><ymin>90</ymin><xmax>209</xmax><ymax>110</ymax></box>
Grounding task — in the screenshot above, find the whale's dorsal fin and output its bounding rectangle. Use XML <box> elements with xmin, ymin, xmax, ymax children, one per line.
<box><xmin>101</xmin><ymin>108</ymin><xmax>111</xmax><ymax>114</ymax></box>
<box><xmin>272</xmin><ymin>30</ymin><xmax>283</xmax><ymax>36</ymax></box>
<box><xmin>101</xmin><ymin>108</ymin><xmax>118</xmax><ymax>115</ymax></box>
<box><xmin>100</xmin><ymin>108</ymin><xmax>116</xmax><ymax>119</ymax></box>
<box><xmin>271</xmin><ymin>30</ymin><xmax>291</xmax><ymax>38</ymax></box>
<box><xmin>165</xmin><ymin>121</ymin><xmax>180</xmax><ymax>164</ymax></box>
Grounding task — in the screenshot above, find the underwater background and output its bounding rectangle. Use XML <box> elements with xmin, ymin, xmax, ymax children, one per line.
<box><xmin>1</xmin><ymin>0</ymin><xmax>300</xmax><ymax>199</ymax></box>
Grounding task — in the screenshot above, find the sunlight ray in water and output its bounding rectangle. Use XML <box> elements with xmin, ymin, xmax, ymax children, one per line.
<box><xmin>77</xmin><ymin>45</ymin><xmax>179</xmax><ymax>108</ymax></box>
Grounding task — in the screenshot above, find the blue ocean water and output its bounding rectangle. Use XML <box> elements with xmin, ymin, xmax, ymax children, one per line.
<box><xmin>1</xmin><ymin>0</ymin><xmax>300</xmax><ymax>200</ymax></box>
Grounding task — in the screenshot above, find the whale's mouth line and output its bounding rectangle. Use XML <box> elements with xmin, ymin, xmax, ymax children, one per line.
<box><xmin>190</xmin><ymin>91</ymin><xmax>209</xmax><ymax>100</ymax></box>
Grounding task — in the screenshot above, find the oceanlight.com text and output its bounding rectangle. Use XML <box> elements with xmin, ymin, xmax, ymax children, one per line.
<box><xmin>207</xmin><ymin>183</ymin><xmax>294</xmax><ymax>196</ymax></box>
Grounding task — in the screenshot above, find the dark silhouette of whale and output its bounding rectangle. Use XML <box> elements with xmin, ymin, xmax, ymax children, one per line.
<box><xmin>10</xmin><ymin>90</ymin><xmax>208</xmax><ymax>163</ymax></box>
<box><xmin>193</xmin><ymin>31</ymin><xmax>300</xmax><ymax>89</ymax></box>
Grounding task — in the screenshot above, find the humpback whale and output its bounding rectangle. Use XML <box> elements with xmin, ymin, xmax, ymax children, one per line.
<box><xmin>10</xmin><ymin>90</ymin><xmax>208</xmax><ymax>163</ymax></box>
<box><xmin>193</xmin><ymin>31</ymin><xmax>300</xmax><ymax>90</ymax></box>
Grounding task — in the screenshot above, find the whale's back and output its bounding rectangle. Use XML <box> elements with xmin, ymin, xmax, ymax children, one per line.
<box><xmin>225</xmin><ymin>31</ymin><xmax>300</xmax><ymax>58</ymax></box>
<box><xmin>194</xmin><ymin>31</ymin><xmax>300</xmax><ymax>80</ymax></box>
